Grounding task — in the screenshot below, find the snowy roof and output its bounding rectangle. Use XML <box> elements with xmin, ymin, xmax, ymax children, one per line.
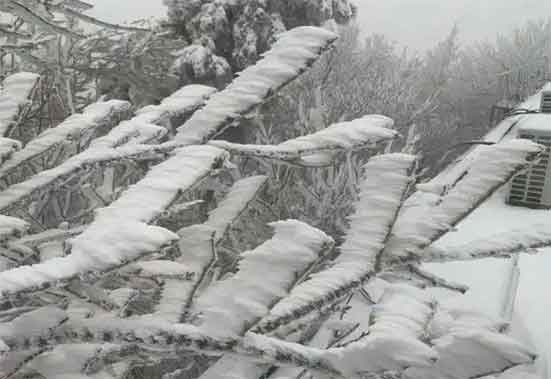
<box><xmin>422</xmin><ymin>83</ymin><xmax>551</xmax><ymax>377</ymax></box>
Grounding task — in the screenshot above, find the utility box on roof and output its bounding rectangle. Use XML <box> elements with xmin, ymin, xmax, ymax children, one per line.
<box><xmin>508</xmin><ymin>114</ymin><xmax>551</xmax><ymax>208</ymax></box>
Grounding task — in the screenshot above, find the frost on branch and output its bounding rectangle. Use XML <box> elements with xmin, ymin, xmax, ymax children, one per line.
<box><xmin>424</xmin><ymin>223</ymin><xmax>551</xmax><ymax>262</ymax></box>
<box><xmin>196</xmin><ymin>220</ymin><xmax>334</xmax><ymax>337</ymax></box>
<box><xmin>175</xmin><ymin>26</ymin><xmax>339</xmax><ymax>145</ymax></box>
<box><xmin>209</xmin><ymin>115</ymin><xmax>398</xmax><ymax>163</ymax></box>
<box><xmin>0</xmin><ymin>72</ymin><xmax>40</xmax><ymax>138</ymax></box>
<box><xmin>255</xmin><ymin>154</ymin><xmax>416</xmax><ymax>333</ymax></box>
<box><xmin>0</xmin><ymin>146</ymin><xmax>228</xmax><ymax>298</ymax></box>
<box><xmin>0</xmin><ymin>99</ymin><xmax>131</xmax><ymax>187</ymax></box>
<box><xmin>381</xmin><ymin>139</ymin><xmax>544</xmax><ymax>263</ymax></box>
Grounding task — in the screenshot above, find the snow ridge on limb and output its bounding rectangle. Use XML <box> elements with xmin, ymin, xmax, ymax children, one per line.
<box><xmin>155</xmin><ymin>176</ymin><xmax>268</xmax><ymax>322</ymax></box>
<box><xmin>196</xmin><ymin>220</ymin><xmax>334</xmax><ymax>338</ymax></box>
<box><xmin>2</xmin><ymin>312</ymin><xmax>430</xmax><ymax>378</ymax></box>
<box><xmin>0</xmin><ymin>72</ymin><xmax>40</xmax><ymax>137</ymax></box>
<box><xmin>423</xmin><ymin>224</ymin><xmax>551</xmax><ymax>263</ymax></box>
<box><xmin>254</xmin><ymin>154</ymin><xmax>416</xmax><ymax>334</ymax></box>
<box><xmin>209</xmin><ymin>115</ymin><xmax>398</xmax><ymax>162</ymax></box>
<box><xmin>404</xmin><ymin>309</ymin><xmax>537</xmax><ymax>379</ymax></box>
<box><xmin>0</xmin><ymin>146</ymin><xmax>228</xmax><ymax>299</ymax></box>
<box><xmin>91</xmin><ymin>84</ymin><xmax>216</xmax><ymax>150</ymax></box>
<box><xmin>382</xmin><ymin>139</ymin><xmax>544</xmax><ymax>263</ymax></box>
<box><xmin>325</xmin><ymin>283</ymin><xmax>438</xmax><ymax>376</ymax></box>
<box><xmin>0</xmin><ymin>142</ymin><xmax>171</xmax><ymax>215</ymax></box>
<box><xmin>0</xmin><ymin>100</ymin><xmax>131</xmax><ymax>186</ymax></box>
<box><xmin>175</xmin><ymin>26</ymin><xmax>338</xmax><ymax>145</ymax></box>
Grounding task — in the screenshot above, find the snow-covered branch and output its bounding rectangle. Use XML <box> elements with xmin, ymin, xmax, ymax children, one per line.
<box><xmin>0</xmin><ymin>146</ymin><xmax>227</xmax><ymax>299</ymax></box>
<box><xmin>381</xmin><ymin>139</ymin><xmax>544</xmax><ymax>264</ymax></box>
<box><xmin>0</xmin><ymin>100</ymin><xmax>131</xmax><ymax>187</ymax></box>
<box><xmin>423</xmin><ymin>224</ymin><xmax>551</xmax><ymax>263</ymax></box>
<box><xmin>254</xmin><ymin>154</ymin><xmax>416</xmax><ymax>334</ymax></box>
<box><xmin>196</xmin><ymin>220</ymin><xmax>334</xmax><ymax>337</ymax></box>
<box><xmin>175</xmin><ymin>27</ymin><xmax>339</xmax><ymax>145</ymax></box>
<box><xmin>209</xmin><ymin>115</ymin><xmax>398</xmax><ymax>163</ymax></box>
<box><xmin>154</xmin><ymin>175</ymin><xmax>269</xmax><ymax>322</ymax></box>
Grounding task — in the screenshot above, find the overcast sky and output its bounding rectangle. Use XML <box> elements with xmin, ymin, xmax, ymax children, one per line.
<box><xmin>89</xmin><ymin>0</ymin><xmax>551</xmax><ymax>50</ymax></box>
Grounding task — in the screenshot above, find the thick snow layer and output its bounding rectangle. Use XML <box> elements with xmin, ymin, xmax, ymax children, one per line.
<box><xmin>175</xmin><ymin>26</ymin><xmax>338</xmax><ymax>145</ymax></box>
<box><xmin>405</xmin><ymin>322</ymin><xmax>536</xmax><ymax>379</ymax></box>
<box><xmin>137</xmin><ymin>84</ymin><xmax>216</xmax><ymax>118</ymax></box>
<box><xmin>0</xmin><ymin>142</ymin><xmax>168</xmax><ymax>214</ymax></box>
<box><xmin>91</xmin><ymin>84</ymin><xmax>216</xmax><ymax>150</ymax></box>
<box><xmin>324</xmin><ymin>284</ymin><xmax>438</xmax><ymax>375</ymax></box>
<box><xmin>196</xmin><ymin>220</ymin><xmax>333</xmax><ymax>337</ymax></box>
<box><xmin>0</xmin><ymin>99</ymin><xmax>130</xmax><ymax>181</ymax></box>
<box><xmin>256</xmin><ymin>154</ymin><xmax>415</xmax><ymax>332</ymax></box>
<box><xmin>0</xmin><ymin>146</ymin><xmax>227</xmax><ymax>298</ymax></box>
<box><xmin>209</xmin><ymin>115</ymin><xmax>397</xmax><ymax>160</ymax></box>
<box><xmin>0</xmin><ymin>72</ymin><xmax>40</xmax><ymax>137</ymax></box>
<box><xmin>0</xmin><ymin>84</ymin><xmax>218</xmax><ymax>213</ymax></box>
<box><xmin>383</xmin><ymin>139</ymin><xmax>543</xmax><ymax>262</ymax></box>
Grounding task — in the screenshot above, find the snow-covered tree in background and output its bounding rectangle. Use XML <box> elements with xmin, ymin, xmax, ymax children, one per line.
<box><xmin>0</xmin><ymin>2</ymin><xmax>546</xmax><ymax>379</ymax></box>
<box><xmin>164</xmin><ymin>0</ymin><xmax>356</xmax><ymax>86</ymax></box>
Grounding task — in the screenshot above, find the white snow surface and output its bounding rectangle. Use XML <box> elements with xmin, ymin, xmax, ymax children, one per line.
<box><xmin>196</xmin><ymin>220</ymin><xmax>333</xmax><ymax>337</ymax></box>
<box><xmin>175</xmin><ymin>26</ymin><xmax>338</xmax><ymax>145</ymax></box>
<box><xmin>209</xmin><ymin>115</ymin><xmax>397</xmax><ymax>159</ymax></box>
<box><xmin>0</xmin><ymin>72</ymin><xmax>40</xmax><ymax>137</ymax></box>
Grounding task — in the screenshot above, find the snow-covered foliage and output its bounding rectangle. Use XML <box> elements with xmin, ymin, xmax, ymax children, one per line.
<box><xmin>197</xmin><ymin>220</ymin><xmax>333</xmax><ymax>337</ymax></box>
<box><xmin>164</xmin><ymin>0</ymin><xmax>354</xmax><ymax>72</ymax></box>
<box><xmin>0</xmin><ymin>21</ymin><xmax>544</xmax><ymax>379</ymax></box>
